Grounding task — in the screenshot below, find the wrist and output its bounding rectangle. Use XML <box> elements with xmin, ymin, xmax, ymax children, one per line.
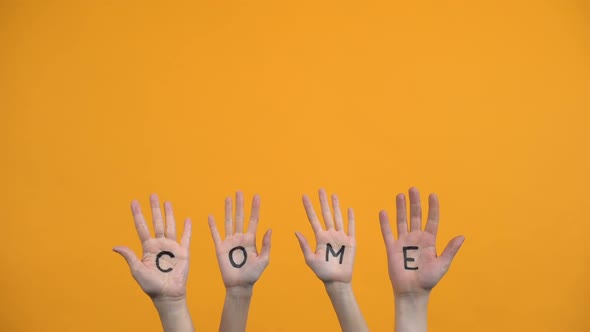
<box><xmin>394</xmin><ymin>291</ymin><xmax>430</xmax><ymax>311</ymax></box>
<box><xmin>152</xmin><ymin>296</ymin><xmax>189</xmax><ymax>315</ymax></box>
<box><xmin>225</xmin><ymin>285</ymin><xmax>254</xmax><ymax>299</ymax></box>
<box><xmin>394</xmin><ymin>292</ymin><xmax>429</xmax><ymax>332</ymax></box>
<box><xmin>394</xmin><ymin>290</ymin><xmax>430</xmax><ymax>303</ymax></box>
<box><xmin>324</xmin><ymin>281</ymin><xmax>353</xmax><ymax>294</ymax></box>
<box><xmin>324</xmin><ymin>281</ymin><xmax>355</xmax><ymax>304</ymax></box>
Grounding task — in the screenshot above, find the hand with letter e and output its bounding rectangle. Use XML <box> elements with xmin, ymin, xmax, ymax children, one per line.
<box><xmin>379</xmin><ymin>187</ymin><xmax>465</xmax><ymax>332</ymax></box>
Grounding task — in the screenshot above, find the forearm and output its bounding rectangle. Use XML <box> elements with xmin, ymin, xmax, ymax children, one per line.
<box><xmin>153</xmin><ymin>297</ymin><xmax>195</xmax><ymax>332</ymax></box>
<box><xmin>325</xmin><ymin>282</ymin><xmax>369</xmax><ymax>332</ymax></box>
<box><xmin>219</xmin><ymin>286</ymin><xmax>253</xmax><ymax>332</ymax></box>
<box><xmin>394</xmin><ymin>293</ymin><xmax>429</xmax><ymax>332</ymax></box>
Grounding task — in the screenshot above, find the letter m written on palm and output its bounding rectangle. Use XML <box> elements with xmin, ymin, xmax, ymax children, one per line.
<box><xmin>325</xmin><ymin>243</ymin><xmax>345</xmax><ymax>264</ymax></box>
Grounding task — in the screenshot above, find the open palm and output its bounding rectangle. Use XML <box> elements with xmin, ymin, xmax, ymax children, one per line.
<box><xmin>114</xmin><ymin>194</ymin><xmax>192</xmax><ymax>300</ymax></box>
<box><xmin>208</xmin><ymin>192</ymin><xmax>272</xmax><ymax>288</ymax></box>
<box><xmin>379</xmin><ymin>188</ymin><xmax>464</xmax><ymax>296</ymax></box>
<box><xmin>295</xmin><ymin>189</ymin><xmax>356</xmax><ymax>283</ymax></box>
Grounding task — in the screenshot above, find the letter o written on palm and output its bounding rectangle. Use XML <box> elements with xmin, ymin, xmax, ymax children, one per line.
<box><xmin>208</xmin><ymin>191</ymin><xmax>272</xmax><ymax>289</ymax></box>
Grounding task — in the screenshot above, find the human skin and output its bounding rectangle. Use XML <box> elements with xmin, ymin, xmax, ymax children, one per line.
<box><xmin>379</xmin><ymin>187</ymin><xmax>465</xmax><ymax>332</ymax></box>
<box><xmin>208</xmin><ymin>191</ymin><xmax>272</xmax><ymax>332</ymax></box>
<box><xmin>295</xmin><ymin>188</ymin><xmax>369</xmax><ymax>332</ymax></box>
<box><xmin>114</xmin><ymin>194</ymin><xmax>194</xmax><ymax>332</ymax></box>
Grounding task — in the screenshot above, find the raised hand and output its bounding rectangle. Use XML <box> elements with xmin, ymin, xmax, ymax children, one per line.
<box><xmin>295</xmin><ymin>189</ymin><xmax>368</xmax><ymax>332</ymax></box>
<box><xmin>208</xmin><ymin>191</ymin><xmax>272</xmax><ymax>289</ymax></box>
<box><xmin>379</xmin><ymin>187</ymin><xmax>464</xmax><ymax>297</ymax></box>
<box><xmin>114</xmin><ymin>194</ymin><xmax>194</xmax><ymax>332</ymax></box>
<box><xmin>295</xmin><ymin>189</ymin><xmax>356</xmax><ymax>283</ymax></box>
<box><xmin>210</xmin><ymin>192</ymin><xmax>272</xmax><ymax>332</ymax></box>
<box><xmin>113</xmin><ymin>194</ymin><xmax>192</xmax><ymax>301</ymax></box>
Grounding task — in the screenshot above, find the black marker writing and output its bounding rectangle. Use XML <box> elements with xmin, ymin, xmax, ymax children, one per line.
<box><xmin>402</xmin><ymin>246</ymin><xmax>419</xmax><ymax>270</ymax></box>
<box><xmin>325</xmin><ymin>243</ymin><xmax>345</xmax><ymax>264</ymax></box>
<box><xmin>229</xmin><ymin>246</ymin><xmax>247</xmax><ymax>268</ymax></box>
<box><xmin>156</xmin><ymin>251</ymin><xmax>175</xmax><ymax>273</ymax></box>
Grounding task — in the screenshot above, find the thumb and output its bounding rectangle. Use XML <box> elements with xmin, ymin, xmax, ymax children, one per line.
<box><xmin>294</xmin><ymin>232</ymin><xmax>313</xmax><ymax>262</ymax></box>
<box><xmin>259</xmin><ymin>229</ymin><xmax>272</xmax><ymax>262</ymax></box>
<box><xmin>113</xmin><ymin>246</ymin><xmax>141</xmax><ymax>272</ymax></box>
<box><xmin>439</xmin><ymin>236</ymin><xmax>465</xmax><ymax>270</ymax></box>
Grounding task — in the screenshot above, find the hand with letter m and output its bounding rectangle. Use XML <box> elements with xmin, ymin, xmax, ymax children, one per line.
<box><xmin>295</xmin><ymin>188</ymin><xmax>368</xmax><ymax>332</ymax></box>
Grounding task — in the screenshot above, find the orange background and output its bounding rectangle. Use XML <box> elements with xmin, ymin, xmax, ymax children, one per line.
<box><xmin>1</xmin><ymin>1</ymin><xmax>589</xmax><ymax>331</ymax></box>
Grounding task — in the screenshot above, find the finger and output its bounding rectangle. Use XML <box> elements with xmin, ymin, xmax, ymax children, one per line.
<box><xmin>235</xmin><ymin>191</ymin><xmax>245</xmax><ymax>233</ymax></box>
<box><xmin>319</xmin><ymin>189</ymin><xmax>334</xmax><ymax>230</ymax></box>
<box><xmin>347</xmin><ymin>208</ymin><xmax>355</xmax><ymax>238</ymax></box>
<box><xmin>424</xmin><ymin>193</ymin><xmax>440</xmax><ymax>238</ymax></box>
<box><xmin>302</xmin><ymin>194</ymin><xmax>322</xmax><ymax>234</ymax></box>
<box><xmin>208</xmin><ymin>215</ymin><xmax>222</xmax><ymax>247</ymax></box>
<box><xmin>113</xmin><ymin>246</ymin><xmax>141</xmax><ymax>272</ymax></box>
<box><xmin>225</xmin><ymin>196</ymin><xmax>233</xmax><ymax>238</ymax></box>
<box><xmin>395</xmin><ymin>193</ymin><xmax>408</xmax><ymax>238</ymax></box>
<box><xmin>439</xmin><ymin>236</ymin><xmax>465</xmax><ymax>269</ymax></box>
<box><xmin>130</xmin><ymin>200</ymin><xmax>151</xmax><ymax>243</ymax></box>
<box><xmin>332</xmin><ymin>194</ymin><xmax>344</xmax><ymax>231</ymax></box>
<box><xmin>379</xmin><ymin>210</ymin><xmax>395</xmax><ymax>250</ymax></box>
<box><xmin>150</xmin><ymin>194</ymin><xmax>165</xmax><ymax>238</ymax></box>
<box><xmin>164</xmin><ymin>201</ymin><xmax>177</xmax><ymax>240</ymax></box>
<box><xmin>248</xmin><ymin>194</ymin><xmax>261</xmax><ymax>235</ymax></box>
<box><xmin>294</xmin><ymin>232</ymin><xmax>313</xmax><ymax>261</ymax></box>
<box><xmin>259</xmin><ymin>229</ymin><xmax>272</xmax><ymax>261</ymax></box>
<box><xmin>409</xmin><ymin>187</ymin><xmax>422</xmax><ymax>231</ymax></box>
<box><xmin>180</xmin><ymin>218</ymin><xmax>192</xmax><ymax>250</ymax></box>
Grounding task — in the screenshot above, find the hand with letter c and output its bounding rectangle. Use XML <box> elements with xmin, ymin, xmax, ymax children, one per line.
<box><xmin>113</xmin><ymin>194</ymin><xmax>192</xmax><ymax>301</ymax></box>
